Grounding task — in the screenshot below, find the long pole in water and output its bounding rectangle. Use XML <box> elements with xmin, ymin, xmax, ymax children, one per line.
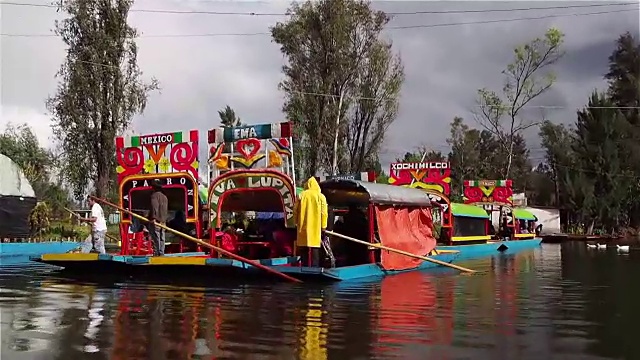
<box><xmin>89</xmin><ymin>196</ymin><xmax>303</xmax><ymax>283</ymax></box>
<box><xmin>324</xmin><ymin>230</ymin><xmax>476</xmax><ymax>273</ymax></box>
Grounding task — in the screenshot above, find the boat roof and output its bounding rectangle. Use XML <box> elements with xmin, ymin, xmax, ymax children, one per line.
<box><xmin>319</xmin><ymin>179</ymin><xmax>432</xmax><ymax>207</ymax></box>
<box><xmin>451</xmin><ymin>203</ymin><xmax>490</xmax><ymax>219</ymax></box>
<box><xmin>513</xmin><ymin>208</ymin><xmax>537</xmax><ymax>220</ymax></box>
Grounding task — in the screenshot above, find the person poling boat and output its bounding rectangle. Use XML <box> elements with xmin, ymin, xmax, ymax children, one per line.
<box><xmin>65</xmin><ymin>197</ymin><xmax>107</xmax><ymax>254</ymax></box>
<box><xmin>89</xmin><ymin>195</ymin><xmax>303</xmax><ymax>283</ymax></box>
<box><xmin>294</xmin><ymin>176</ymin><xmax>328</xmax><ymax>267</ymax></box>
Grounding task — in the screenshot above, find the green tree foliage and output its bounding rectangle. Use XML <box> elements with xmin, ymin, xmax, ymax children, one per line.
<box><xmin>0</xmin><ymin>124</ymin><xmax>69</xmax><ymax>213</ymax></box>
<box><xmin>47</xmin><ymin>0</ymin><xmax>158</xmax><ymax>199</ymax></box>
<box><xmin>0</xmin><ymin>124</ymin><xmax>52</xmax><ymax>187</ymax></box>
<box><xmin>271</xmin><ymin>0</ymin><xmax>403</xmax><ymax>178</ymax></box>
<box><xmin>218</xmin><ymin>105</ymin><xmax>243</xmax><ymax>127</ymax></box>
<box><xmin>572</xmin><ymin>93</ymin><xmax>633</xmax><ymax>232</ymax></box>
<box><xmin>532</xmin><ymin>120</ymin><xmax>574</xmax><ymax>207</ymax></box>
<box><xmin>446</xmin><ymin>117</ymin><xmax>530</xmax><ymax>194</ymax></box>
<box><xmin>396</xmin><ymin>147</ymin><xmax>445</xmax><ymax>163</ymax></box>
<box><xmin>475</xmin><ymin>28</ymin><xmax>564</xmax><ymax>178</ymax></box>
<box><xmin>535</xmin><ymin>33</ymin><xmax>639</xmax><ymax>233</ymax></box>
<box><xmin>345</xmin><ymin>41</ymin><xmax>404</xmax><ymax>173</ymax></box>
<box><xmin>606</xmin><ymin>32</ymin><xmax>640</xmax><ymax>124</ymax></box>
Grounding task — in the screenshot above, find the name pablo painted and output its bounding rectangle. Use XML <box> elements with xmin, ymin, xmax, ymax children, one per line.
<box><xmin>121</xmin><ymin>175</ymin><xmax>197</xmax><ymax>221</ymax></box>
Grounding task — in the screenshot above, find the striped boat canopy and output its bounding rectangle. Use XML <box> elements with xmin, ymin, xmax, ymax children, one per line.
<box><xmin>513</xmin><ymin>208</ymin><xmax>537</xmax><ymax>221</ymax></box>
<box><xmin>451</xmin><ymin>203</ymin><xmax>489</xmax><ymax>219</ymax></box>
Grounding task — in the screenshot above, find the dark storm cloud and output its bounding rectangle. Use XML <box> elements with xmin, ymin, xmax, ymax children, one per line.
<box><xmin>1</xmin><ymin>0</ymin><xmax>638</xmax><ymax>170</ymax></box>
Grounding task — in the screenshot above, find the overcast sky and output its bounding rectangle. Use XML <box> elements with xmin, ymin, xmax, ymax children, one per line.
<box><xmin>1</xmin><ymin>0</ymin><xmax>638</xmax><ymax>171</ymax></box>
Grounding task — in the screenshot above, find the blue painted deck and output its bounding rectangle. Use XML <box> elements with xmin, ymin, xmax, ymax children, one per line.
<box><xmin>269</xmin><ymin>252</ymin><xmax>460</xmax><ymax>281</ymax></box>
<box><xmin>1</xmin><ymin>241</ymin><xmax>79</xmax><ymax>258</ymax></box>
<box><xmin>30</xmin><ymin>251</ymin><xmax>460</xmax><ymax>282</ymax></box>
<box><xmin>437</xmin><ymin>238</ymin><xmax>542</xmax><ymax>260</ymax></box>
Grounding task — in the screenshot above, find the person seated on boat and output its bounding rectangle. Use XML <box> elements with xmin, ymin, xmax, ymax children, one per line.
<box><xmin>535</xmin><ymin>224</ymin><xmax>543</xmax><ymax>236</ymax></box>
<box><xmin>168</xmin><ymin>210</ymin><xmax>188</xmax><ymax>234</ymax></box>
<box><xmin>232</xmin><ymin>213</ymin><xmax>246</xmax><ymax>233</ymax></box>
<box><xmin>500</xmin><ymin>216</ymin><xmax>513</xmax><ymax>239</ymax></box>
<box><xmin>128</xmin><ymin>211</ymin><xmax>147</xmax><ymax>234</ymax></box>
<box><xmin>271</xmin><ymin>221</ymin><xmax>295</xmax><ymax>257</ymax></box>
<box><xmin>438</xmin><ymin>227</ymin><xmax>452</xmax><ymax>245</ymax></box>
<box><xmin>335</xmin><ymin>205</ymin><xmax>370</xmax><ymax>266</ymax></box>
<box><xmin>218</xmin><ymin>228</ymin><xmax>239</xmax><ymax>254</ymax></box>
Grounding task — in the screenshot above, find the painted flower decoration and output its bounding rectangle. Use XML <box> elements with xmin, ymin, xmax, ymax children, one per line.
<box><xmin>158</xmin><ymin>157</ymin><xmax>171</xmax><ymax>173</ymax></box>
<box><xmin>268</xmin><ymin>150</ymin><xmax>283</xmax><ymax>168</ymax></box>
<box><xmin>143</xmin><ymin>158</ymin><xmax>156</xmax><ymax>174</ymax></box>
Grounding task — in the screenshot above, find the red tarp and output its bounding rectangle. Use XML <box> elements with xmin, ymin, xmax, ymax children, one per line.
<box><xmin>375</xmin><ymin>206</ymin><xmax>436</xmax><ymax>271</ymax></box>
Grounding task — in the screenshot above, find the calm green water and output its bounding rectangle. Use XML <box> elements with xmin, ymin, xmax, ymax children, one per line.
<box><xmin>0</xmin><ymin>243</ymin><xmax>637</xmax><ymax>359</ymax></box>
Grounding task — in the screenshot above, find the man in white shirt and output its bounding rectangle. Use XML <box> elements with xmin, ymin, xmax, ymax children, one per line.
<box><xmin>77</xmin><ymin>195</ymin><xmax>108</xmax><ymax>254</ymax></box>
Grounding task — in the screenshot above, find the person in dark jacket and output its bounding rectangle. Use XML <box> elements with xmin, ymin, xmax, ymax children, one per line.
<box><xmin>149</xmin><ymin>179</ymin><xmax>169</xmax><ymax>256</ymax></box>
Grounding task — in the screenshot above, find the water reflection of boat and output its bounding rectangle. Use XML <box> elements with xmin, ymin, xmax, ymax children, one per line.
<box><xmin>374</xmin><ymin>271</ymin><xmax>454</xmax><ymax>358</ymax></box>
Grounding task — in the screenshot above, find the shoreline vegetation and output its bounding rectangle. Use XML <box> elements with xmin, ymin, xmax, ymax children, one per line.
<box><xmin>0</xmin><ymin>1</ymin><xmax>638</xmax><ymax>240</ymax></box>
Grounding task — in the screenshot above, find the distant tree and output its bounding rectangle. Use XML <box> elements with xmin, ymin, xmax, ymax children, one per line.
<box><xmin>0</xmin><ymin>124</ymin><xmax>52</xmax><ymax>186</ymax></box>
<box><xmin>572</xmin><ymin>93</ymin><xmax>632</xmax><ymax>232</ymax></box>
<box><xmin>605</xmin><ymin>32</ymin><xmax>640</xmax><ymax>228</ymax></box>
<box><xmin>47</xmin><ymin>0</ymin><xmax>159</xmax><ymax>199</ymax></box>
<box><xmin>271</xmin><ymin>0</ymin><xmax>402</xmax><ymax>177</ymax></box>
<box><xmin>606</xmin><ymin>32</ymin><xmax>640</xmax><ymax>124</ymax></box>
<box><xmin>0</xmin><ymin>123</ymin><xmax>69</xmax><ymax>213</ymax></box>
<box><xmin>446</xmin><ymin>117</ymin><xmax>530</xmax><ymax>193</ymax></box>
<box><xmin>345</xmin><ymin>41</ymin><xmax>404</xmax><ymax>173</ymax></box>
<box><xmin>218</xmin><ymin>105</ymin><xmax>243</xmax><ymax>127</ymax></box>
<box><xmin>474</xmin><ymin>28</ymin><xmax>564</xmax><ymax>178</ymax></box>
<box><xmin>396</xmin><ymin>147</ymin><xmax>444</xmax><ymax>163</ymax></box>
<box><xmin>536</xmin><ymin>120</ymin><xmax>574</xmax><ymax>207</ymax></box>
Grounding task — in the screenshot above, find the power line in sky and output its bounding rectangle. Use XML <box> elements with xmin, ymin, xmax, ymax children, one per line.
<box><xmin>1</xmin><ymin>7</ymin><xmax>636</xmax><ymax>38</ymax></box>
<box><xmin>0</xmin><ymin>1</ymin><xmax>636</xmax><ymax>16</ymax></box>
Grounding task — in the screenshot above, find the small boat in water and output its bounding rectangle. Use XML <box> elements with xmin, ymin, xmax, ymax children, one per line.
<box><xmin>32</xmin><ymin>123</ymin><xmax>463</xmax><ymax>282</ymax></box>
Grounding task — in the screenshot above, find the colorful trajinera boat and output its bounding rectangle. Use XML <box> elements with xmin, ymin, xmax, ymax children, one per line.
<box><xmin>32</xmin><ymin>123</ymin><xmax>458</xmax><ymax>281</ymax></box>
<box><xmin>387</xmin><ymin>162</ymin><xmax>541</xmax><ymax>259</ymax></box>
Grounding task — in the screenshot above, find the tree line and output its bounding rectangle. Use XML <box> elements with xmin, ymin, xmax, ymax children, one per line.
<box><xmin>0</xmin><ymin>0</ymin><xmax>637</xmax><ymax>235</ymax></box>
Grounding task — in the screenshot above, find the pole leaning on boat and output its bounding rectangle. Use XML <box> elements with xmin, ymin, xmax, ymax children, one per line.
<box><xmin>324</xmin><ymin>230</ymin><xmax>476</xmax><ymax>274</ymax></box>
<box><xmin>89</xmin><ymin>196</ymin><xmax>303</xmax><ymax>283</ymax></box>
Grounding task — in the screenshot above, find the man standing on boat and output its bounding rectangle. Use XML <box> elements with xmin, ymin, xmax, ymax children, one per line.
<box><xmin>77</xmin><ymin>195</ymin><xmax>107</xmax><ymax>254</ymax></box>
<box><xmin>294</xmin><ymin>176</ymin><xmax>328</xmax><ymax>267</ymax></box>
<box><xmin>148</xmin><ymin>179</ymin><xmax>169</xmax><ymax>256</ymax></box>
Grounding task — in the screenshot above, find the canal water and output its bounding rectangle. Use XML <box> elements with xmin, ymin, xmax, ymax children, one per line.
<box><xmin>0</xmin><ymin>242</ymin><xmax>637</xmax><ymax>360</ymax></box>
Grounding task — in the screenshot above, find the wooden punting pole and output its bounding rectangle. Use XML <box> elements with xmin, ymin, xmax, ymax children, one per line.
<box><xmin>90</xmin><ymin>196</ymin><xmax>303</xmax><ymax>283</ymax></box>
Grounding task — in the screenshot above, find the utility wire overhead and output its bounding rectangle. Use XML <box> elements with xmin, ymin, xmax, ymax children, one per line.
<box><xmin>0</xmin><ymin>1</ymin><xmax>636</xmax><ymax>16</ymax></box>
<box><xmin>1</xmin><ymin>7</ymin><xmax>637</xmax><ymax>38</ymax></box>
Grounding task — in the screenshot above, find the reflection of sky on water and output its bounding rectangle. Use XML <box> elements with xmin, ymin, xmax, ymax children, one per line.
<box><xmin>2</xmin><ymin>247</ymin><xmax>637</xmax><ymax>359</ymax></box>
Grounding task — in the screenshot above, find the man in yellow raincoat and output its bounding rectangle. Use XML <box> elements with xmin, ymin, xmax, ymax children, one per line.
<box><xmin>294</xmin><ymin>176</ymin><xmax>328</xmax><ymax>267</ymax></box>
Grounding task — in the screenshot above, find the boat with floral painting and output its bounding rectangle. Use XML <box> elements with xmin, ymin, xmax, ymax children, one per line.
<box><xmin>387</xmin><ymin>162</ymin><xmax>541</xmax><ymax>259</ymax></box>
<box><xmin>31</xmin><ymin>122</ymin><xmax>463</xmax><ymax>282</ymax></box>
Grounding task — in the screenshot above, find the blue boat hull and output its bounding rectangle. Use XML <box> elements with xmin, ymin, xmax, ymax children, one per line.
<box><xmin>30</xmin><ymin>251</ymin><xmax>460</xmax><ymax>282</ymax></box>
<box><xmin>437</xmin><ymin>238</ymin><xmax>542</xmax><ymax>260</ymax></box>
<box><xmin>1</xmin><ymin>241</ymin><xmax>79</xmax><ymax>261</ymax></box>
<box><xmin>270</xmin><ymin>252</ymin><xmax>460</xmax><ymax>281</ymax></box>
